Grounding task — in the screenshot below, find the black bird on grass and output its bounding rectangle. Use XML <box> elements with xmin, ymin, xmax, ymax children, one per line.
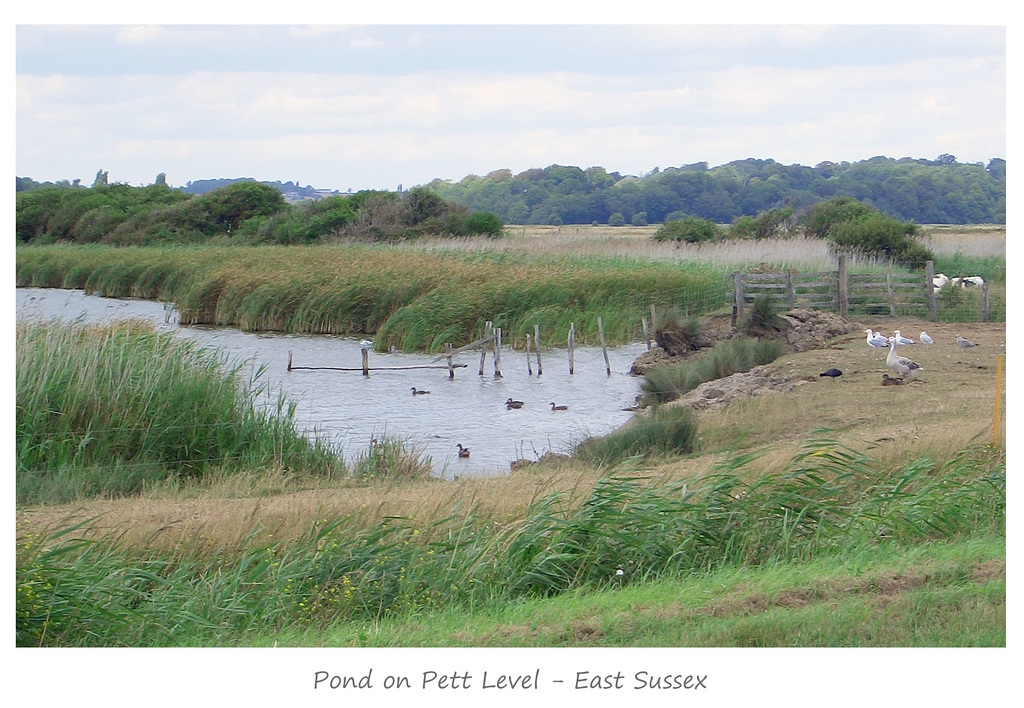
<box><xmin>819</xmin><ymin>368</ymin><xmax>843</xmax><ymax>379</ymax></box>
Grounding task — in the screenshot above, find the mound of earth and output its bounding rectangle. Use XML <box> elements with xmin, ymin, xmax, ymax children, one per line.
<box><xmin>629</xmin><ymin>308</ymin><xmax>860</xmax><ymax>375</ymax></box>
<box><xmin>670</xmin><ymin>364</ymin><xmax>813</xmax><ymax>413</ymax></box>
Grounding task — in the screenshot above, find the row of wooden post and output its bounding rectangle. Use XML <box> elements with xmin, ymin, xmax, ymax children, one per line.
<box><xmin>291</xmin><ymin>307</ymin><xmax>664</xmax><ymax>379</ymax></box>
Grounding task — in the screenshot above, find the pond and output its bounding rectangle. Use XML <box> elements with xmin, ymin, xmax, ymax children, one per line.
<box><xmin>16</xmin><ymin>288</ymin><xmax>648</xmax><ymax>478</ymax></box>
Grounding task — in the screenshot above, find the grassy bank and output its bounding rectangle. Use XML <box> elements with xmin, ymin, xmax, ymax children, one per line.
<box><xmin>16</xmin><ymin>318</ymin><xmax>345</xmax><ymax>504</ymax></box>
<box><xmin>15</xmin><ymin>244</ymin><xmax>729</xmax><ymax>352</ymax></box>
<box><xmin>17</xmin><ymin>438</ymin><xmax>1004</xmax><ymax>646</ymax></box>
<box><xmin>270</xmin><ymin>531</ymin><xmax>1005</xmax><ymax>647</ymax></box>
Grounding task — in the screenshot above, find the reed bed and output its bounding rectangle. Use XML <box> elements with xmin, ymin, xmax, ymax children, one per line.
<box><xmin>16</xmin><ymin>436</ymin><xmax>1004</xmax><ymax>646</ymax></box>
<box><xmin>573</xmin><ymin>405</ymin><xmax>700</xmax><ymax>467</ymax></box>
<box><xmin>16</xmin><ymin>244</ymin><xmax>729</xmax><ymax>352</ymax></box>
<box><xmin>16</xmin><ymin>318</ymin><xmax>343</xmax><ymax>504</ymax></box>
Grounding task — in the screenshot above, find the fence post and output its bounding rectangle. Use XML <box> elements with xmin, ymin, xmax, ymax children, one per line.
<box><xmin>642</xmin><ymin>317</ymin><xmax>651</xmax><ymax>351</ymax></box>
<box><xmin>786</xmin><ymin>269</ymin><xmax>795</xmax><ymax>308</ymax></box>
<box><xmin>733</xmin><ymin>271</ymin><xmax>745</xmax><ymax>326</ymax></box>
<box><xmin>494</xmin><ymin>327</ymin><xmax>503</xmax><ymax>378</ymax></box>
<box><xmin>925</xmin><ymin>260</ymin><xmax>937</xmax><ymax>321</ymax></box>
<box><xmin>568</xmin><ymin>322</ymin><xmax>575</xmax><ymax>375</ymax></box>
<box><xmin>597</xmin><ymin>316</ymin><xmax>611</xmax><ymax>376</ymax></box>
<box><xmin>534</xmin><ymin>324</ymin><xmax>543</xmax><ymax>376</ymax></box>
<box><xmin>885</xmin><ymin>265</ymin><xmax>896</xmax><ymax>317</ymax></box>
<box><xmin>983</xmin><ymin>283</ymin><xmax>990</xmax><ymax>322</ymax></box>
<box><xmin>836</xmin><ymin>256</ymin><xmax>848</xmax><ymax>317</ymax></box>
<box><xmin>479</xmin><ymin>321</ymin><xmax>492</xmax><ymax>375</ymax></box>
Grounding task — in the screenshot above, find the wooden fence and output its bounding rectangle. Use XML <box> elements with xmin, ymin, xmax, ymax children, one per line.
<box><xmin>730</xmin><ymin>258</ymin><xmax>991</xmax><ymax>324</ymax></box>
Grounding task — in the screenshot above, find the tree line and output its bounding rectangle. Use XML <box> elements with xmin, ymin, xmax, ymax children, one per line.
<box><xmin>15</xmin><ymin>180</ymin><xmax>503</xmax><ymax>246</ymax></box>
<box><xmin>425</xmin><ymin>155</ymin><xmax>1005</xmax><ymax>226</ymax></box>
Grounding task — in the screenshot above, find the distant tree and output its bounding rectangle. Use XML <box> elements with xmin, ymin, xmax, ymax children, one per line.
<box><xmin>608</xmin><ymin>212</ymin><xmax>626</xmax><ymax>226</ymax></box>
<box><xmin>154</xmin><ymin>173</ymin><xmax>167</xmax><ymax>186</ymax></box>
<box><xmin>631</xmin><ymin>211</ymin><xmax>648</xmax><ymax>226</ymax></box>
<box><xmin>92</xmin><ymin>169</ymin><xmax>108</xmax><ymax>188</ymax></box>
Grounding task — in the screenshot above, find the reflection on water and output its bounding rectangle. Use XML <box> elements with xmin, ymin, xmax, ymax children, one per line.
<box><xmin>17</xmin><ymin>288</ymin><xmax>647</xmax><ymax>477</ymax></box>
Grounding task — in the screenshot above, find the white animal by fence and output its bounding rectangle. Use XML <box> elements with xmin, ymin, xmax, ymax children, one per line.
<box><xmin>948</xmin><ymin>276</ymin><xmax>985</xmax><ymax>288</ymax></box>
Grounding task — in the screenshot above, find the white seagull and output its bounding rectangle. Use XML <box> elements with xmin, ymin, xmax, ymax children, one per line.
<box><xmin>920</xmin><ymin>331</ymin><xmax>934</xmax><ymax>345</ymax></box>
<box><xmin>887</xmin><ymin>336</ymin><xmax>924</xmax><ymax>379</ymax></box>
<box><xmin>865</xmin><ymin>329</ymin><xmax>889</xmax><ymax>348</ymax></box>
<box><xmin>893</xmin><ymin>330</ymin><xmax>915</xmax><ymax>346</ymax></box>
<box><xmin>956</xmin><ymin>334</ymin><xmax>979</xmax><ymax>349</ymax></box>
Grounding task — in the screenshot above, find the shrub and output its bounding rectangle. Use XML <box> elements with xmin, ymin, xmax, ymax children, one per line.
<box><xmin>653</xmin><ymin>216</ymin><xmax>720</xmax><ymax>243</ymax></box>
<box><xmin>798</xmin><ymin>196</ymin><xmax>876</xmax><ymax>239</ymax></box>
<box><xmin>827</xmin><ymin>212</ymin><xmax>933</xmax><ymax>263</ymax></box>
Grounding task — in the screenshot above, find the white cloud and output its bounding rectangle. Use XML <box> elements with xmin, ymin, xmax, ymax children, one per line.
<box><xmin>14</xmin><ymin>24</ymin><xmax>1006</xmax><ymax>190</ymax></box>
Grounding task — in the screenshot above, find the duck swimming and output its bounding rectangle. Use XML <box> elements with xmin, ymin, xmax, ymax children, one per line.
<box><xmin>505</xmin><ymin>398</ymin><xmax>525</xmax><ymax>409</ymax></box>
<box><xmin>550</xmin><ymin>402</ymin><xmax>568</xmax><ymax>411</ymax></box>
<box><xmin>456</xmin><ymin>443</ymin><xmax>471</xmax><ymax>458</ymax></box>
<box><xmin>411</xmin><ymin>387</ymin><xmax>431</xmax><ymax>395</ymax></box>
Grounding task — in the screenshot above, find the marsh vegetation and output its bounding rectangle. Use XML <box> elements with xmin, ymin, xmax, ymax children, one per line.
<box><xmin>15</xmin><ymin>224</ymin><xmax>1005</xmax><ymax>647</ymax></box>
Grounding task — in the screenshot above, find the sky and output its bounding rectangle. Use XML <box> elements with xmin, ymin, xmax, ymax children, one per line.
<box><xmin>14</xmin><ymin>11</ymin><xmax>1008</xmax><ymax>193</ymax></box>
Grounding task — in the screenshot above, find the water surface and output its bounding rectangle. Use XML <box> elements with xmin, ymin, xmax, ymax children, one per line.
<box><xmin>17</xmin><ymin>288</ymin><xmax>647</xmax><ymax>477</ymax></box>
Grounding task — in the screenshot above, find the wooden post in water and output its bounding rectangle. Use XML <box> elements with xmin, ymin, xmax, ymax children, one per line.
<box><xmin>642</xmin><ymin>317</ymin><xmax>651</xmax><ymax>351</ymax></box>
<box><xmin>526</xmin><ymin>334</ymin><xmax>533</xmax><ymax>375</ymax></box>
<box><xmin>287</xmin><ymin>350</ymin><xmax>293</xmax><ymax>372</ymax></box>
<box><xmin>494</xmin><ymin>327</ymin><xmax>503</xmax><ymax>378</ymax></box>
<box><xmin>361</xmin><ymin>347</ymin><xmax>369</xmax><ymax>376</ymax></box>
<box><xmin>597</xmin><ymin>317</ymin><xmax>611</xmax><ymax>376</ymax></box>
<box><xmin>568</xmin><ymin>322</ymin><xmax>576</xmax><ymax>375</ymax></box>
<box><xmin>446</xmin><ymin>343</ymin><xmax>455</xmax><ymax>379</ymax></box>
<box><xmin>479</xmin><ymin>321</ymin><xmax>492</xmax><ymax>376</ymax></box>
<box><xmin>534</xmin><ymin>324</ymin><xmax>543</xmax><ymax>376</ymax></box>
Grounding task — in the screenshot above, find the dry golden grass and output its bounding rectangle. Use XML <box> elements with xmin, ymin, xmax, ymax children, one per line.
<box><xmin>411</xmin><ymin>224</ymin><xmax>1004</xmax><ymax>270</ymax></box>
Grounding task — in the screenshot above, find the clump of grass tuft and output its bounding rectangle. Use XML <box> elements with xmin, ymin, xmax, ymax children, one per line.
<box><xmin>573</xmin><ymin>406</ymin><xmax>699</xmax><ymax>467</ymax></box>
<box><xmin>351</xmin><ymin>435</ymin><xmax>434</xmax><ymax>483</ymax></box>
<box><xmin>641</xmin><ymin>336</ymin><xmax>785</xmax><ymax>404</ymax></box>
<box><xmin>740</xmin><ymin>294</ymin><xmax>785</xmax><ymax>336</ymax></box>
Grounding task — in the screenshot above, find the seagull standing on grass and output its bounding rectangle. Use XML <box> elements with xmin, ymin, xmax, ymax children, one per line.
<box><xmin>920</xmin><ymin>331</ymin><xmax>934</xmax><ymax>345</ymax></box>
<box><xmin>893</xmin><ymin>330</ymin><xmax>915</xmax><ymax>346</ymax></box>
<box><xmin>865</xmin><ymin>329</ymin><xmax>889</xmax><ymax>348</ymax></box>
<box><xmin>887</xmin><ymin>336</ymin><xmax>924</xmax><ymax>379</ymax></box>
<box><xmin>957</xmin><ymin>334</ymin><xmax>979</xmax><ymax>349</ymax></box>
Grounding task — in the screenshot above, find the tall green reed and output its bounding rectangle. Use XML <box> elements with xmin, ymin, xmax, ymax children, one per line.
<box><xmin>17</xmin><ymin>244</ymin><xmax>730</xmax><ymax>351</ymax></box>
<box><xmin>16</xmin><ymin>318</ymin><xmax>343</xmax><ymax>503</ymax></box>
